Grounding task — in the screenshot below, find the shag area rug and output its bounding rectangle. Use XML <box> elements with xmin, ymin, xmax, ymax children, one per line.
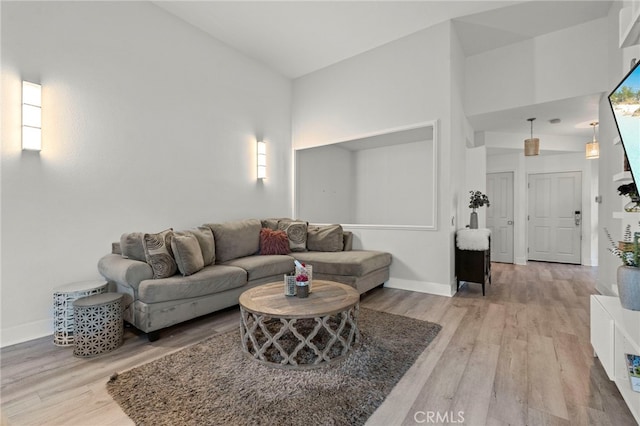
<box><xmin>107</xmin><ymin>308</ymin><xmax>441</xmax><ymax>426</ymax></box>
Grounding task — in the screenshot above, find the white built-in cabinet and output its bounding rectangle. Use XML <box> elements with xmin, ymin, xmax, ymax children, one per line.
<box><xmin>590</xmin><ymin>295</ymin><xmax>640</xmax><ymax>423</ymax></box>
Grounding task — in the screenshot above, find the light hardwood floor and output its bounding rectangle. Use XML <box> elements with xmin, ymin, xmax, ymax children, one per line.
<box><xmin>1</xmin><ymin>262</ymin><xmax>637</xmax><ymax>425</ymax></box>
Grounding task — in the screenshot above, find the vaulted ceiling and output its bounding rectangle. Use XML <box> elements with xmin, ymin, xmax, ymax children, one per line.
<box><xmin>154</xmin><ymin>1</ymin><xmax>614</xmax><ymax>150</ymax></box>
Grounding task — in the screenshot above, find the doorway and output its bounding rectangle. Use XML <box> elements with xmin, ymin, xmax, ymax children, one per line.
<box><xmin>487</xmin><ymin>172</ymin><xmax>514</xmax><ymax>263</ymax></box>
<box><xmin>528</xmin><ymin>171</ymin><xmax>582</xmax><ymax>264</ymax></box>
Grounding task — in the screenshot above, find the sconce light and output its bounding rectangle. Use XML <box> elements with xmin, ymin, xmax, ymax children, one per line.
<box><xmin>524</xmin><ymin>117</ymin><xmax>539</xmax><ymax>156</ymax></box>
<box><xmin>585</xmin><ymin>121</ymin><xmax>599</xmax><ymax>159</ymax></box>
<box><xmin>257</xmin><ymin>141</ymin><xmax>266</xmax><ymax>179</ymax></box>
<box><xmin>22</xmin><ymin>81</ymin><xmax>42</xmax><ymax>151</ymax></box>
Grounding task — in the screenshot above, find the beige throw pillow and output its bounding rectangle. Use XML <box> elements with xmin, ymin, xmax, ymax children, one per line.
<box><xmin>120</xmin><ymin>232</ymin><xmax>146</xmax><ymax>262</ymax></box>
<box><xmin>278</xmin><ymin>220</ymin><xmax>308</xmax><ymax>252</ymax></box>
<box><xmin>171</xmin><ymin>233</ymin><xmax>205</xmax><ymax>276</ymax></box>
<box><xmin>307</xmin><ymin>224</ymin><xmax>344</xmax><ymax>252</ymax></box>
<box><xmin>143</xmin><ymin>229</ymin><xmax>177</xmax><ymax>279</ymax></box>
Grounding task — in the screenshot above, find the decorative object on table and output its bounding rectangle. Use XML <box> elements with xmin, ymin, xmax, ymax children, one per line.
<box><xmin>106</xmin><ymin>308</ymin><xmax>442</xmax><ymax>426</ymax></box>
<box><xmin>605</xmin><ymin>225</ymin><xmax>640</xmax><ymax>310</ymax></box>
<box><xmin>618</xmin><ymin>182</ymin><xmax>640</xmax><ymax>212</ymax></box>
<box><xmin>294</xmin><ymin>260</ymin><xmax>312</xmax><ymax>292</ymax></box>
<box><xmin>468</xmin><ymin>190</ymin><xmax>490</xmax><ymax>229</ymax></box>
<box><xmin>53</xmin><ymin>280</ymin><xmax>108</xmax><ymax>346</ymax></box>
<box><xmin>626</xmin><ymin>353</ymin><xmax>640</xmax><ymax>393</ymax></box>
<box><xmin>284</xmin><ymin>273</ymin><xmax>296</xmax><ymax>296</ymax></box>
<box><xmin>73</xmin><ymin>292</ymin><xmax>124</xmax><ymax>357</ymax></box>
<box><xmin>295</xmin><ymin>275</ymin><xmax>309</xmax><ymax>298</ymax></box>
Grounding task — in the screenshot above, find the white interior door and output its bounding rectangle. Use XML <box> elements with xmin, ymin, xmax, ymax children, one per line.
<box><xmin>528</xmin><ymin>171</ymin><xmax>582</xmax><ymax>264</ymax></box>
<box><xmin>487</xmin><ymin>172</ymin><xmax>514</xmax><ymax>263</ymax></box>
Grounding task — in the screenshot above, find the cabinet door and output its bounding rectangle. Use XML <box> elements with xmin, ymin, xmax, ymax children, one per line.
<box><xmin>591</xmin><ymin>296</ymin><xmax>615</xmax><ymax>380</ymax></box>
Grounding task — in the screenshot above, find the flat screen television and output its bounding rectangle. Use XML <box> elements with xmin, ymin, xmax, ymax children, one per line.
<box><xmin>609</xmin><ymin>60</ymin><xmax>640</xmax><ymax>186</ymax></box>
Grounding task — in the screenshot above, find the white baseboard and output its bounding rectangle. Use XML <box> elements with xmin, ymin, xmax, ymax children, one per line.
<box><xmin>2</xmin><ymin>319</ymin><xmax>52</xmax><ymax>348</ymax></box>
<box><xmin>384</xmin><ymin>277</ymin><xmax>454</xmax><ymax>297</ymax></box>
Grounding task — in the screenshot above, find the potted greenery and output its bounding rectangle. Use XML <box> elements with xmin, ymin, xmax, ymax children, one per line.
<box><xmin>468</xmin><ymin>190</ymin><xmax>490</xmax><ymax>229</ymax></box>
<box><xmin>605</xmin><ymin>225</ymin><xmax>640</xmax><ymax>311</ymax></box>
<box><xmin>618</xmin><ymin>182</ymin><xmax>640</xmax><ymax>212</ymax></box>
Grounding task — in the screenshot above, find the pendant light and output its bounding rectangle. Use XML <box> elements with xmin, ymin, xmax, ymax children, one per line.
<box><xmin>524</xmin><ymin>117</ymin><xmax>539</xmax><ymax>156</ymax></box>
<box><xmin>586</xmin><ymin>121</ymin><xmax>599</xmax><ymax>159</ymax></box>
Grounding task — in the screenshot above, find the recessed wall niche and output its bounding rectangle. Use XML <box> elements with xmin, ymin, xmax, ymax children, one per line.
<box><xmin>295</xmin><ymin>121</ymin><xmax>437</xmax><ymax>229</ymax></box>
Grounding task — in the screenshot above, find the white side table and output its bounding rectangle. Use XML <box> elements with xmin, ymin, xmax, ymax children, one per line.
<box><xmin>53</xmin><ymin>280</ymin><xmax>108</xmax><ymax>346</ymax></box>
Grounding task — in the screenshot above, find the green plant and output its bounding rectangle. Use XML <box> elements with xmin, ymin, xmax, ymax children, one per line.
<box><xmin>469</xmin><ymin>191</ymin><xmax>490</xmax><ymax>210</ymax></box>
<box><xmin>605</xmin><ymin>225</ymin><xmax>640</xmax><ymax>267</ymax></box>
<box><xmin>618</xmin><ymin>183</ymin><xmax>639</xmax><ymax>199</ymax></box>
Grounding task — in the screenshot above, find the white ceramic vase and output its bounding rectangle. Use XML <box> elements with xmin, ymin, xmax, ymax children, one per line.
<box><xmin>469</xmin><ymin>211</ymin><xmax>478</xmax><ymax>229</ymax></box>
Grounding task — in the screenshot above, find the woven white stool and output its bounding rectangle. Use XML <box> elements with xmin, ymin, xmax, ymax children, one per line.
<box><xmin>53</xmin><ymin>280</ymin><xmax>108</xmax><ymax>346</ymax></box>
<box><xmin>73</xmin><ymin>293</ymin><xmax>124</xmax><ymax>358</ymax></box>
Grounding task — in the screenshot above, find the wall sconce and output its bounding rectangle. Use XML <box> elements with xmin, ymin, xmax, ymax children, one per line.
<box><xmin>22</xmin><ymin>81</ymin><xmax>42</xmax><ymax>151</ymax></box>
<box><xmin>585</xmin><ymin>121</ymin><xmax>599</xmax><ymax>159</ymax></box>
<box><xmin>257</xmin><ymin>141</ymin><xmax>267</xmax><ymax>179</ymax></box>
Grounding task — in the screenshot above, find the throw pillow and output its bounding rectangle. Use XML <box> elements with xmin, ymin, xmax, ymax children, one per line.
<box><xmin>207</xmin><ymin>219</ymin><xmax>261</xmax><ymax>263</ymax></box>
<box><xmin>142</xmin><ymin>229</ymin><xmax>177</xmax><ymax>279</ymax></box>
<box><xmin>307</xmin><ymin>224</ymin><xmax>344</xmax><ymax>252</ymax></box>
<box><xmin>171</xmin><ymin>233</ymin><xmax>205</xmax><ymax>276</ymax></box>
<box><xmin>278</xmin><ymin>220</ymin><xmax>308</xmax><ymax>252</ymax></box>
<box><xmin>175</xmin><ymin>226</ymin><xmax>215</xmax><ymax>266</ymax></box>
<box><xmin>120</xmin><ymin>232</ymin><xmax>146</xmax><ymax>262</ymax></box>
<box><xmin>259</xmin><ymin>228</ymin><xmax>291</xmax><ymax>255</ymax></box>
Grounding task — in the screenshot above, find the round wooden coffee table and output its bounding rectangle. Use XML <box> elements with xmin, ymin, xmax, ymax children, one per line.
<box><xmin>239</xmin><ymin>280</ymin><xmax>360</xmax><ymax>369</ymax></box>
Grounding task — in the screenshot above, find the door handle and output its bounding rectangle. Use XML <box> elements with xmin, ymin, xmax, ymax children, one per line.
<box><xmin>507</xmin><ymin>220</ymin><xmax>514</xmax><ymax>225</ymax></box>
<box><xmin>574</xmin><ymin>210</ymin><xmax>581</xmax><ymax>226</ymax></box>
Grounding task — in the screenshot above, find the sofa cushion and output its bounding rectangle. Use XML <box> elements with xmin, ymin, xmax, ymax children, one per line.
<box><xmin>137</xmin><ymin>265</ymin><xmax>247</xmax><ymax>303</ymax></box>
<box><xmin>307</xmin><ymin>224</ymin><xmax>343</xmax><ymax>252</ymax></box>
<box><xmin>222</xmin><ymin>255</ymin><xmax>294</xmax><ymax>281</ymax></box>
<box><xmin>260</xmin><ymin>218</ymin><xmax>291</xmax><ymax>231</ymax></box>
<box><xmin>208</xmin><ymin>219</ymin><xmax>261</xmax><ymax>263</ymax></box>
<box><xmin>290</xmin><ymin>250</ymin><xmax>391</xmax><ymax>277</ymax></box>
<box><xmin>278</xmin><ymin>220</ymin><xmax>308</xmax><ymax>252</ymax></box>
<box><xmin>120</xmin><ymin>232</ymin><xmax>146</xmax><ymax>262</ymax></box>
<box><xmin>143</xmin><ymin>229</ymin><xmax>177</xmax><ymax>279</ymax></box>
<box><xmin>176</xmin><ymin>226</ymin><xmax>215</xmax><ymax>266</ymax></box>
<box><xmin>171</xmin><ymin>233</ymin><xmax>205</xmax><ymax>276</ymax></box>
<box><xmin>260</xmin><ymin>228</ymin><xmax>291</xmax><ymax>255</ymax></box>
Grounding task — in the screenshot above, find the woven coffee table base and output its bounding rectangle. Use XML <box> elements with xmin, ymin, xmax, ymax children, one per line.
<box><xmin>240</xmin><ymin>304</ymin><xmax>359</xmax><ymax>369</ymax></box>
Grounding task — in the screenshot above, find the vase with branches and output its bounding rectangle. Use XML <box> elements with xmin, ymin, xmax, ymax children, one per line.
<box><xmin>604</xmin><ymin>224</ymin><xmax>640</xmax><ymax>311</ymax></box>
<box><xmin>468</xmin><ymin>191</ymin><xmax>490</xmax><ymax>229</ymax></box>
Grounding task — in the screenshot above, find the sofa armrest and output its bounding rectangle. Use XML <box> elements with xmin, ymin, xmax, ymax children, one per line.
<box><xmin>343</xmin><ymin>231</ymin><xmax>353</xmax><ymax>251</ymax></box>
<box><xmin>97</xmin><ymin>254</ymin><xmax>152</xmax><ymax>292</ymax></box>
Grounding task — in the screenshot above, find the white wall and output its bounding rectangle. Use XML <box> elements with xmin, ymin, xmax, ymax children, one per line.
<box><xmin>296</xmin><ymin>145</ymin><xmax>354</xmax><ymax>223</ymax></box>
<box><xmin>1</xmin><ymin>2</ymin><xmax>292</xmax><ymax>346</ymax></box>
<box><xmin>354</xmin><ymin>140</ymin><xmax>433</xmax><ymax>225</ymax></box>
<box><xmin>466</xmin><ymin>18</ymin><xmax>609</xmax><ymax>116</ymax></box>
<box><xmin>293</xmin><ymin>22</ymin><xmax>457</xmax><ymax>296</ymax></box>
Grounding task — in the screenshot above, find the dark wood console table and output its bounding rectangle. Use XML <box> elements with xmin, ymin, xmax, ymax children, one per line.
<box><xmin>455</xmin><ymin>232</ymin><xmax>491</xmax><ymax>296</ymax></box>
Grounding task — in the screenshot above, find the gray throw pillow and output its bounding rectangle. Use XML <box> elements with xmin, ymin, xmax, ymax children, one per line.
<box><xmin>278</xmin><ymin>220</ymin><xmax>308</xmax><ymax>252</ymax></box>
<box><xmin>176</xmin><ymin>226</ymin><xmax>215</xmax><ymax>266</ymax></box>
<box><xmin>207</xmin><ymin>219</ymin><xmax>261</xmax><ymax>263</ymax></box>
<box><xmin>142</xmin><ymin>229</ymin><xmax>177</xmax><ymax>279</ymax></box>
<box><xmin>171</xmin><ymin>233</ymin><xmax>205</xmax><ymax>276</ymax></box>
<box><xmin>307</xmin><ymin>224</ymin><xmax>344</xmax><ymax>252</ymax></box>
<box><xmin>120</xmin><ymin>232</ymin><xmax>146</xmax><ymax>262</ymax></box>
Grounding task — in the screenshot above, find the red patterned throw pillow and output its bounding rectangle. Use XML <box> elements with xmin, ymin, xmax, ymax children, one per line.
<box><xmin>260</xmin><ymin>228</ymin><xmax>291</xmax><ymax>255</ymax></box>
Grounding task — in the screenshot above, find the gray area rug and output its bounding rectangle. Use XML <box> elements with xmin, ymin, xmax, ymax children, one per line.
<box><xmin>107</xmin><ymin>308</ymin><xmax>441</xmax><ymax>426</ymax></box>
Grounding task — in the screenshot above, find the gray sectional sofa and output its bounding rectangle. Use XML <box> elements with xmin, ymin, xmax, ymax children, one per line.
<box><xmin>98</xmin><ymin>218</ymin><xmax>391</xmax><ymax>340</ymax></box>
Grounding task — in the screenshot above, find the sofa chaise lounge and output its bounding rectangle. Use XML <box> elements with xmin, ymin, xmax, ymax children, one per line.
<box><xmin>98</xmin><ymin>218</ymin><xmax>391</xmax><ymax>340</ymax></box>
